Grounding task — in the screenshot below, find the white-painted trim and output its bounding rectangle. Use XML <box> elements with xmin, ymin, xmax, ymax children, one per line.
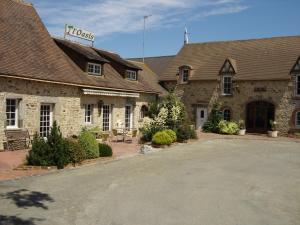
<box><xmin>125</xmin><ymin>104</ymin><xmax>133</xmax><ymax>130</ymax></box>
<box><xmin>82</xmin><ymin>89</ymin><xmax>140</xmax><ymax>98</ymax></box>
<box><xmin>102</xmin><ymin>104</ymin><xmax>111</xmax><ymax>131</ymax></box>
<box><xmin>5</xmin><ymin>98</ymin><xmax>19</xmax><ymax>129</ymax></box>
<box><xmin>87</xmin><ymin>62</ymin><xmax>102</xmax><ymax>76</ymax></box>
<box><xmin>222</xmin><ymin>75</ymin><xmax>232</xmax><ymax>95</ymax></box>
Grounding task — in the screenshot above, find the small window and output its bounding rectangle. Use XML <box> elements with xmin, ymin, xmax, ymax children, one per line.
<box><xmin>6</xmin><ymin>99</ymin><xmax>18</xmax><ymax>129</ymax></box>
<box><xmin>140</xmin><ymin>105</ymin><xmax>148</xmax><ymax>119</ymax></box>
<box><xmin>126</xmin><ymin>70</ymin><xmax>137</xmax><ymax>81</ymax></box>
<box><xmin>102</xmin><ymin>105</ymin><xmax>111</xmax><ymax>131</ymax></box>
<box><xmin>87</xmin><ymin>63</ymin><xmax>102</xmax><ymax>76</ymax></box>
<box><xmin>296</xmin><ymin>75</ymin><xmax>300</xmax><ymax>96</ymax></box>
<box><xmin>182</xmin><ymin>69</ymin><xmax>189</xmax><ymax>83</ymax></box>
<box><xmin>84</xmin><ymin>104</ymin><xmax>93</xmax><ymax>124</ymax></box>
<box><xmin>296</xmin><ymin>111</ymin><xmax>300</xmax><ymax>128</ymax></box>
<box><xmin>223</xmin><ymin>108</ymin><xmax>231</xmax><ymax>121</ymax></box>
<box><xmin>222</xmin><ymin>75</ymin><xmax>232</xmax><ymax>95</ymax></box>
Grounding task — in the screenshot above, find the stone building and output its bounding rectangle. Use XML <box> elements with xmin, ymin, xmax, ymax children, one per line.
<box><xmin>156</xmin><ymin>36</ymin><xmax>300</xmax><ymax>134</ymax></box>
<box><xmin>0</xmin><ymin>0</ymin><xmax>166</xmax><ymax>149</ymax></box>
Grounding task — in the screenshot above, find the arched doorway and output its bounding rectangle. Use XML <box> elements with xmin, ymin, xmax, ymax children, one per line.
<box><xmin>246</xmin><ymin>101</ymin><xmax>275</xmax><ymax>133</ymax></box>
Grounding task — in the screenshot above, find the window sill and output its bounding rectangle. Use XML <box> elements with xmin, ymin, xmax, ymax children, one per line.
<box><xmin>5</xmin><ymin>127</ymin><xmax>21</xmax><ymax>130</ymax></box>
<box><xmin>220</xmin><ymin>94</ymin><xmax>233</xmax><ymax>97</ymax></box>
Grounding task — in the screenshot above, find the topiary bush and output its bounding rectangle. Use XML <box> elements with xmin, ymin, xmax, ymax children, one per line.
<box><xmin>79</xmin><ymin>130</ymin><xmax>99</xmax><ymax>159</ymax></box>
<box><xmin>67</xmin><ymin>138</ymin><xmax>86</xmax><ymax>165</ymax></box>
<box><xmin>218</xmin><ymin>120</ymin><xmax>239</xmax><ymax>135</ymax></box>
<box><xmin>27</xmin><ymin>133</ymin><xmax>54</xmax><ymax>167</ymax></box>
<box><xmin>202</xmin><ymin>103</ymin><xmax>223</xmax><ymax>133</ymax></box>
<box><xmin>164</xmin><ymin>129</ymin><xmax>177</xmax><ymax>143</ymax></box>
<box><xmin>99</xmin><ymin>143</ymin><xmax>113</xmax><ymax>157</ymax></box>
<box><xmin>47</xmin><ymin>121</ymin><xmax>70</xmax><ymax>169</ymax></box>
<box><xmin>152</xmin><ymin>131</ymin><xmax>173</xmax><ymax>146</ymax></box>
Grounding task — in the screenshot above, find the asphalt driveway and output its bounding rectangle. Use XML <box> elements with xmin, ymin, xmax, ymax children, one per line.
<box><xmin>1</xmin><ymin>139</ymin><xmax>300</xmax><ymax>225</ymax></box>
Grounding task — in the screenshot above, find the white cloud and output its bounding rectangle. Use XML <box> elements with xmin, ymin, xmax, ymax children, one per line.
<box><xmin>33</xmin><ymin>0</ymin><xmax>249</xmax><ymax>38</ymax></box>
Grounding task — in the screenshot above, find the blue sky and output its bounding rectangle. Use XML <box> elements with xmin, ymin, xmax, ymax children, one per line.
<box><xmin>31</xmin><ymin>0</ymin><xmax>300</xmax><ymax>58</ymax></box>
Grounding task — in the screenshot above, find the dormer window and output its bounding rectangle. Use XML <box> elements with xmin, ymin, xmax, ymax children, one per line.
<box><xmin>126</xmin><ymin>70</ymin><xmax>137</xmax><ymax>81</ymax></box>
<box><xmin>222</xmin><ymin>75</ymin><xmax>232</xmax><ymax>95</ymax></box>
<box><xmin>179</xmin><ymin>65</ymin><xmax>191</xmax><ymax>84</ymax></box>
<box><xmin>87</xmin><ymin>63</ymin><xmax>102</xmax><ymax>76</ymax></box>
<box><xmin>220</xmin><ymin>59</ymin><xmax>236</xmax><ymax>96</ymax></box>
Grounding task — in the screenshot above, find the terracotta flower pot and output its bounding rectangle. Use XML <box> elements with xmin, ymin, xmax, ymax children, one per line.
<box><xmin>268</xmin><ymin>130</ymin><xmax>278</xmax><ymax>138</ymax></box>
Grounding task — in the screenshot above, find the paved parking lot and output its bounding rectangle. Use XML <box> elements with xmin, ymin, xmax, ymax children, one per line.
<box><xmin>0</xmin><ymin>139</ymin><xmax>300</xmax><ymax>225</ymax></box>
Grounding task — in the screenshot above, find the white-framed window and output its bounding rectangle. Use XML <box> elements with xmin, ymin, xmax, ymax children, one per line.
<box><xmin>222</xmin><ymin>75</ymin><xmax>232</xmax><ymax>95</ymax></box>
<box><xmin>296</xmin><ymin>75</ymin><xmax>300</xmax><ymax>96</ymax></box>
<box><xmin>6</xmin><ymin>99</ymin><xmax>18</xmax><ymax>129</ymax></box>
<box><xmin>87</xmin><ymin>63</ymin><xmax>102</xmax><ymax>76</ymax></box>
<box><xmin>182</xmin><ymin>69</ymin><xmax>189</xmax><ymax>83</ymax></box>
<box><xmin>126</xmin><ymin>70</ymin><xmax>137</xmax><ymax>81</ymax></box>
<box><xmin>40</xmin><ymin>104</ymin><xmax>53</xmax><ymax>138</ymax></box>
<box><xmin>296</xmin><ymin>111</ymin><xmax>300</xmax><ymax>128</ymax></box>
<box><xmin>223</xmin><ymin>108</ymin><xmax>231</xmax><ymax>121</ymax></box>
<box><xmin>125</xmin><ymin>105</ymin><xmax>132</xmax><ymax>130</ymax></box>
<box><xmin>102</xmin><ymin>104</ymin><xmax>111</xmax><ymax>131</ymax></box>
<box><xmin>84</xmin><ymin>104</ymin><xmax>93</xmax><ymax>124</ymax></box>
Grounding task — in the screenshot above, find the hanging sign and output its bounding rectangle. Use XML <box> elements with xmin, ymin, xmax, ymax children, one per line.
<box><xmin>64</xmin><ymin>24</ymin><xmax>95</xmax><ymax>42</ymax></box>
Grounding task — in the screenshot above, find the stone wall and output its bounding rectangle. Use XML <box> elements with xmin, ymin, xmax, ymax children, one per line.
<box><xmin>0</xmin><ymin>77</ymin><xmax>157</xmax><ymax>149</ymax></box>
<box><xmin>163</xmin><ymin>79</ymin><xmax>300</xmax><ymax>134</ymax></box>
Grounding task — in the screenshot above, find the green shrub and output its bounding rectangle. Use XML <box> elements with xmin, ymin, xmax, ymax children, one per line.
<box><xmin>67</xmin><ymin>139</ymin><xmax>86</xmax><ymax>165</ymax></box>
<box><xmin>203</xmin><ymin>103</ymin><xmax>223</xmax><ymax>133</ymax></box>
<box><xmin>27</xmin><ymin>133</ymin><xmax>53</xmax><ymax>166</ymax></box>
<box><xmin>164</xmin><ymin>129</ymin><xmax>177</xmax><ymax>142</ymax></box>
<box><xmin>218</xmin><ymin>120</ymin><xmax>239</xmax><ymax>135</ymax></box>
<box><xmin>47</xmin><ymin>121</ymin><xmax>70</xmax><ymax>169</ymax></box>
<box><xmin>140</xmin><ymin>125</ymin><xmax>163</xmax><ymax>142</ymax></box>
<box><xmin>175</xmin><ymin>124</ymin><xmax>197</xmax><ymax>142</ymax></box>
<box><xmin>99</xmin><ymin>143</ymin><xmax>113</xmax><ymax>157</ymax></box>
<box><xmin>79</xmin><ymin>131</ymin><xmax>99</xmax><ymax>159</ymax></box>
<box><xmin>152</xmin><ymin>131</ymin><xmax>173</xmax><ymax>146</ymax></box>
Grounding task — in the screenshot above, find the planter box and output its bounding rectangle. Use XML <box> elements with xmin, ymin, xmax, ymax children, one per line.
<box><xmin>268</xmin><ymin>131</ymin><xmax>278</xmax><ymax>138</ymax></box>
<box><xmin>238</xmin><ymin>129</ymin><xmax>246</xmax><ymax>136</ymax></box>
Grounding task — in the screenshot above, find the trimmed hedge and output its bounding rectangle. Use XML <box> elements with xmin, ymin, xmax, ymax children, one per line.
<box><xmin>152</xmin><ymin>131</ymin><xmax>173</xmax><ymax>146</ymax></box>
<box><xmin>79</xmin><ymin>131</ymin><xmax>99</xmax><ymax>159</ymax></box>
<box><xmin>99</xmin><ymin>143</ymin><xmax>113</xmax><ymax>157</ymax></box>
<box><xmin>164</xmin><ymin>129</ymin><xmax>177</xmax><ymax>143</ymax></box>
<box><xmin>218</xmin><ymin>120</ymin><xmax>239</xmax><ymax>135</ymax></box>
<box><xmin>67</xmin><ymin>139</ymin><xmax>86</xmax><ymax>165</ymax></box>
<box><xmin>175</xmin><ymin>124</ymin><xmax>197</xmax><ymax>142</ymax></box>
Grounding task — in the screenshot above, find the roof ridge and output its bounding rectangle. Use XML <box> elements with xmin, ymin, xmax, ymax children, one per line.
<box><xmin>128</xmin><ymin>55</ymin><xmax>175</xmax><ymax>59</ymax></box>
<box><xmin>11</xmin><ymin>0</ymin><xmax>32</xmax><ymax>7</ymax></box>
<box><xmin>187</xmin><ymin>35</ymin><xmax>300</xmax><ymax>46</ymax></box>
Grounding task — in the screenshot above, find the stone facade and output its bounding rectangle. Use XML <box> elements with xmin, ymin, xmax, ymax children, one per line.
<box><xmin>163</xmin><ymin>78</ymin><xmax>300</xmax><ymax>135</ymax></box>
<box><xmin>0</xmin><ymin>77</ymin><xmax>156</xmax><ymax>149</ymax></box>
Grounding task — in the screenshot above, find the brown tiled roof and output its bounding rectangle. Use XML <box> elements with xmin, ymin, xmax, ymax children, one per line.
<box><xmin>160</xmin><ymin>36</ymin><xmax>300</xmax><ymax>81</ymax></box>
<box><xmin>129</xmin><ymin>61</ymin><xmax>168</xmax><ymax>96</ymax></box>
<box><xmin>0</xmin><ymin>0</ymin><xmax>159</xmax><ymax>94</ymax></box>
<box><xmin>94</xmin><ymin>49</ymin><xmax>141</xmax><ymax>70</ymax></box>
<box><xmin>54</xmin><ymin>38</ymin><xmax>108</xmax><ymax>63</ymax></box>
<box><xmin>129</xmin><ymin>55</ymin><xmax>175</xmax><ymax>77</ymax></box>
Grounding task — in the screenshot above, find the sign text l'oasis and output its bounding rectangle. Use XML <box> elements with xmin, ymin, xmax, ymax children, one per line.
<box><xmin>65</xmin><ymin>25</ymin><xmax>95</xmax><ymax>42</ymax></box>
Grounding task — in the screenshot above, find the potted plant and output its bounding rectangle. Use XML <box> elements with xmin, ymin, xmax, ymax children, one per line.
<box><xmin>268</xmin><ymin>120</ymin><xmax>278</xmax><ymax>138</ymax></box>
<box><xmin>238</xmin><ymin>120</ymin><xmax>246</xmax><ymax>136</ymax></box>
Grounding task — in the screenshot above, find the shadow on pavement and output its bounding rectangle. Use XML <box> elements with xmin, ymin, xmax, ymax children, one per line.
<box><xmin>0</xmin><ymin>215</ymin><xmax>43</xmax><ymax>225</ymax></box>
<box><xmin>0</xmin><ymin>189</ymin><xmax>54</xmax><ymax>209</ymax></box>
